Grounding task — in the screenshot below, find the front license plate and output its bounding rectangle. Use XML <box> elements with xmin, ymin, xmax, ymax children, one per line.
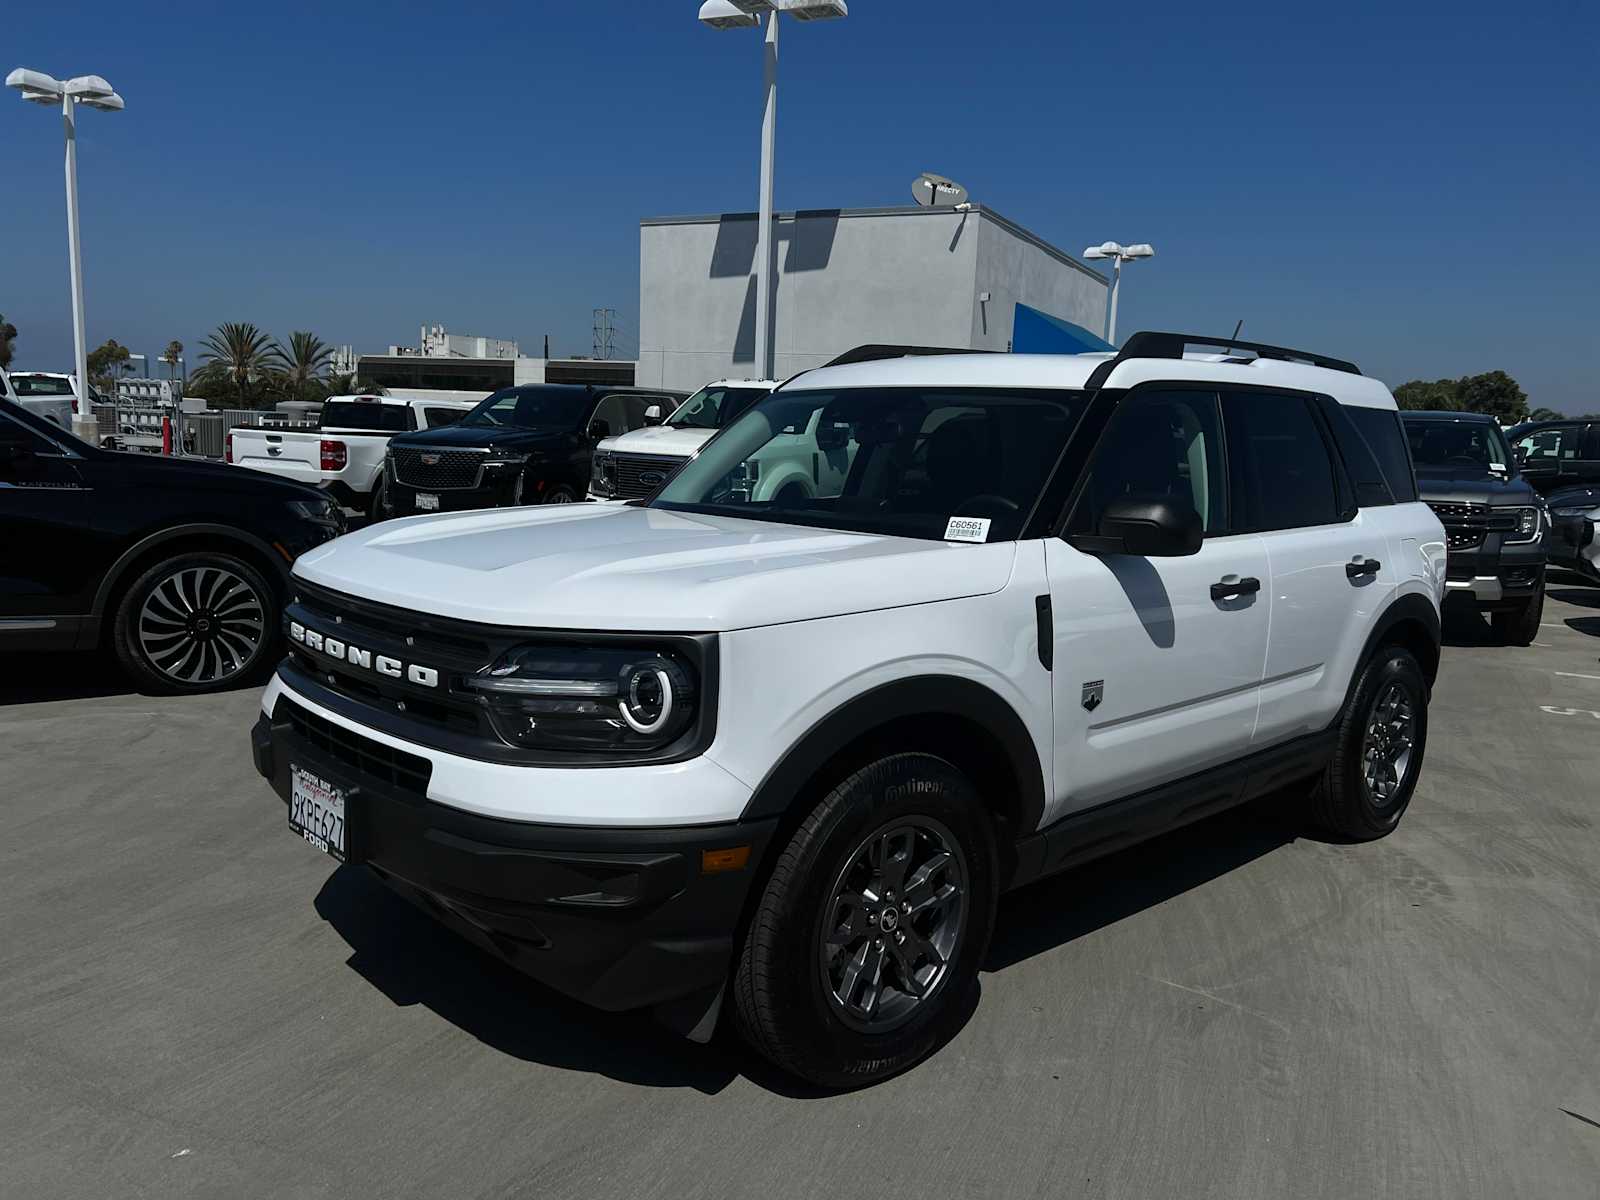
<box><xmin>289</xmin><ymin>765</ymin><xmax>347</xmax><ymax>861</ymax></box>
<box><xmin>415</xmin><ymin>492</ymin><xmax>440</xmax><ymax>511</ymax></box>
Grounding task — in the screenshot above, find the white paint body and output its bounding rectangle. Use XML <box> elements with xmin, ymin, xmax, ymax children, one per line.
<box><xmin>267</xmin><ymin>351</ymin><xmax>1446</xmax><ymax>829</ymax></box>
<box><xmin>230</xmin><ymin>395</ymin><xmax>474</xmax><ymax>502</ymax></box>
<box><xmin>0</xmin><ymin>370</ymin><xmax>74</xmax><ymax>429</ymax></box>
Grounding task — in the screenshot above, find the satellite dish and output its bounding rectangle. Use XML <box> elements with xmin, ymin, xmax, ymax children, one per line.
<box><xmin>911</xmin><ymin>172</ymin><xmax>969</xmax><ymax>208</ymax></box>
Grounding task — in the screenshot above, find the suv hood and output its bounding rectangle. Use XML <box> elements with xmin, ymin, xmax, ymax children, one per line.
<box><xmin>597</xmin><ymin>425</ymin><xmax>716</xmax><ymax>458</ymax></box>
<box><xmin>388</xmin><ymin>424</ymin><xmax>569</xmax><ymax>453</ymax></box>
<box><xmin>1414</xmin><ymin>471</ymin><xmax>1537</xmax><ymax>506</ymax></box>
<box><xmin>293</xmin><ymin>504</ymin><xmax>1017</xmax><ymax>631</ymax></box>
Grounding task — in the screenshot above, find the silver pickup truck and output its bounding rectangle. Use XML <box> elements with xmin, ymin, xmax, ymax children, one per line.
<box><xmin>228</xmin><ymin>394</ymin><xmax>477</xmax><ymax>518</ymax></box>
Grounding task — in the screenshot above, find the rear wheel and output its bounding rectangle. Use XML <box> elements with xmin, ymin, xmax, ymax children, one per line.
<box><xmin>1310</xmin><ymin>646</ymin><xmax>1428</xmax><ymax>840</ymax></box>
<box><xmin>732</xmin><ymin>753</ymin><xmax>996</xmax><ymax>1088</ymax></box>
<box><xmin>543</xmin><ymin>484</ymin><xmax>577</xmax><ymax>504</ymax></box>
<box><xmin>112</xmin><ymin>552</ymin><xmax>278</xmax><ymax>694</ymax></box>
<box><xmin>367</xmin><ymin>474</ymin><xmax>389</xmax><ymax>521</ymax></box>
<box><xmin>1491</xmin><ymin>574</ymin><xmax>1544</xmax><ymax>646</ymax></box>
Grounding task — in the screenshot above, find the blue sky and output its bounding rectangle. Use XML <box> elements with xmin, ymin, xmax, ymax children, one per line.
<box><xmin>4</xmin><ymin>1</ymin><xmax>1596</xmax><ymax>410</ymax></box>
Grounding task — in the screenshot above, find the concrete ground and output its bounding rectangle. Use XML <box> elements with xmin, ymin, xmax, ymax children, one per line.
<box><xmin>3</xmin><ymin>578</ymin><xmax>1598</xmax><ymax>1199</ymax></box>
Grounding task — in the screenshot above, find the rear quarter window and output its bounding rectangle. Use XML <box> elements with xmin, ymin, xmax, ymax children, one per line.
<box><xmin>1345</xmin><ymin>406</ymin><xmax>1417</xmax><ymax>502</ymax></box>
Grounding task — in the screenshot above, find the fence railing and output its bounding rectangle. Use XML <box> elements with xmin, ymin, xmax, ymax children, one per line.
<box><xmin>92</xmin><ymin>405</ymin><xmax>321</xmax><ymax>460</ymax></box>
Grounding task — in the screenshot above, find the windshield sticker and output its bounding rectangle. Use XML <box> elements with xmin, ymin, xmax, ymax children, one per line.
<box><xmin>944</xmin><ymin>516</ymin><xmax>991</xmax><ymax>543</ymax></box>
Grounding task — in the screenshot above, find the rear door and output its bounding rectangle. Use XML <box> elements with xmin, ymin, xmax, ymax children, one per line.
<box><xmin>1046</xmin><ymin>386</ymin><xmax>1270</xmax><ymax>815</ymax></box>
<box><xmin>0</xmin><ymin>411</ymin><xmax>98</xmax><ymax>631</ymax></box>
<box><xmin>1224</xmin><ymin>390</ymin><xmax>1391</xmax><ymax>747</ymax></box>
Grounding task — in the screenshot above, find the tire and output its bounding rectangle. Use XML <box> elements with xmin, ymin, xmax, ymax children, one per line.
<box><xmin>1491</xmin><ymin>573</ymin><xmax>1544</xmax><ymax>646</ymax></box>
<box><xmin>732</xmin><ymin>753</ymin><xmax>997</xmax><ymax>1088</ymax></box>
<box><xmin>543</xmin><ymin>484</ymin><xmax>577</xmax><ymax>505</ymax></box>
<box><xmin>112</xmin><ymin>551</ymin><xmax>279</xmax><ymax>694</ymax></box>
<box><xmin>367</xmin><ymin>474</ymin><xmax>389</xmax><ymax>522</ymax></box>
<box><xmin>1309</xmin><ymin>646</ymin><xmax>1428</xmax><ymax>840</ymax></box>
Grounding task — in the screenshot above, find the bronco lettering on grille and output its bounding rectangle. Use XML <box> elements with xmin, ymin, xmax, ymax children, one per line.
<box><xmin>289</xmin><ymin>621</ymin><xmax>441</xmax><ymax>688</ymax></box>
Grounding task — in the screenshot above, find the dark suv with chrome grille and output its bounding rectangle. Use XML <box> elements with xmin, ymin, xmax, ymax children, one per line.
<box><xmin>1402</xmin><ymin>410</ymin><xmax>1547</xmax><ymax>643</ymax></box>
<box><xmin>383</xmin><ymin>384</ymin><xmax>682</xmax><ymax>516</ymax></box>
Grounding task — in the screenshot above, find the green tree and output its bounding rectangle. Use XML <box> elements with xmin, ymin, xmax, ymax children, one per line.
<box><xmin>87</xmin><ymin>338</ymin><xmax>132</xmax><ymax>393</ymax></box>
<box><xmin>325</xmin><ymin>371</ymin><xmax>386</xmax><ymax>397</ymax></box>
<box><xmin>162</xmin><ymin>340</ymin><xmax>184</xmax><ymax>380</ymax></box>
<box><xmin>0</xmin><ymin>313</ymin><xmax>16</xmax><ymax>370</ymax></box>
<box><xmin>193</xmin><ymin>322</ymin><xmax>279</xmax><ymax>407</ymax></box>
<box><xmin>1392</xmin><ymin>371</ymin><xmax>1529</xmax><ymax>424</ymax></box>
<box><xmin>272</xmin><ymin>331</ymin><xmax>335</xmax><ymax>402</ymax></box>
<box><xmin>1528</xmin><ymin>406</ymin><xmax>1564</xmax><ymax>421</ymax></box>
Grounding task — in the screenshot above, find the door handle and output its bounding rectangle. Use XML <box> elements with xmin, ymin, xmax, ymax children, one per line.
<box><xmin>1345</xmin><ymin>557</ymin><xmax>1381</xmax><ymax>580</ymax></box>
<box><xmin>1210</xmin><ymin>574</ymin><xmax>1261</xmax><ymax>601</ymax></box>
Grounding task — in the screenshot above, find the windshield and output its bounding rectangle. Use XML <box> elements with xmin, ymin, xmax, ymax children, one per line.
<box><xmin>651</xmin><ymin>386</ymin><xmax>1086</xmax><ymax>541</ymax></box>
<box><xmin>11</xmin><ymin>375</ymin><xmax>76</xmax><ymax>397</ymax></box>
<box><xmin>1402</xmin><ymin>417</ymin><xmax>1512</xmax><ymax>476</ymax></box>
<box><xmin>319</xmin><ymin>401</ymin><xmax>409</xmax><ymax>433</ymax></box>
<box><xmin>668</xmin><ymin>385</ymin><xmax>772</xmax><ymax>430</ymax></box>
<box><xmin>461</xmin><ymin>386</ymin><xmax>590</xmax><ymax>430</ymax></box>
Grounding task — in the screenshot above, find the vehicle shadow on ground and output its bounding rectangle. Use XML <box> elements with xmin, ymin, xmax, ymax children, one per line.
<box><xmin>0</xmin><ymin>651</ymin><xmax>137</xmax><ymax>705</ymax></box>
<box><xmin>1439</xmin><ymin>602</ymin><xmax>1506</xmax><ymax>648</ymax></box>
<box><xmin>986</xmin><ymin>805</ymin><xmax>1298</xmax><ymax>971</ymax></box>
<box><xmin>314</xmin><ymin>804</ymin><xmax>1306</xmax><ymax>1097</ymax></box>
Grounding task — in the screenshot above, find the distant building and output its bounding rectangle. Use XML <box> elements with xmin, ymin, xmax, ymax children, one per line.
<box><xmin>351</xmin><ymin>324</ymin><xmax>634</xmax><ymax>402</ymax></box>
<box><xmin>637</xmin><ymin>204</ymin><xmax>1109</xmax><ymax>392</ymax></box>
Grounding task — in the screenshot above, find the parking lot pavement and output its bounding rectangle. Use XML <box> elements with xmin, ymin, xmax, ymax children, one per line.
<box><xmin>3</xmin><ymin>581</ymin><xmax>1598</xmax><ymax>1200</ymax></box>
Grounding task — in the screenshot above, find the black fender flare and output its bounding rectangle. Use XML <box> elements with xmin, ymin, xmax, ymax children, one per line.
<box><xmin>90</xmin><ymin>522</ymin><xmax>291</xmax><ymax>619</ymax></box>
<box><xmin>1347</xmin><ymin>591</ymin><xmax>1442</xmax><ymax>702</ymax></box>
<box><xmin>739</xmin><ymin>675</ymin><xmax>1048</xmax><ymax>835</ymax></box>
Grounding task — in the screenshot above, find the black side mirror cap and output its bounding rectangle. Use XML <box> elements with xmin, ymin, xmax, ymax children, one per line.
<box><xmin>588</xmin><ymin>420</ymin><xmax>611</xmax><ymax>442</ymax></box>
<box><xmin>1069</xmin><ymin>496</ymin><xmax>1204</xmax><ymax>558</ymax></box>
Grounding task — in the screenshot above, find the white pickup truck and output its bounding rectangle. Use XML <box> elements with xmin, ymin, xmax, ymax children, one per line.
<box><xmin>228</xmin><ymin>394</ymin><xmax>476</xmax><ymax>517</ymax></box>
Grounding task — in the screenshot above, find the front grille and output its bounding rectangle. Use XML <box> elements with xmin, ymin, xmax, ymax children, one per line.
<box><xmin>1427</xmin><ymin>501</ymin><xmax>1488</xmax><ymax>551</ymax></box>
<box><xmin>391</xmin><ymin>447</ymin><xmax>486</xmax><ymax>490</ymax></box>
<box><xmin>612</xmin><ymin>452</ymin><xmax>688</xmax><ymax>500</ymax></box>
<box><xmin>279</xmin><ymin>696</ymin><xmax>432</xmax><ymax>796</ymax></box>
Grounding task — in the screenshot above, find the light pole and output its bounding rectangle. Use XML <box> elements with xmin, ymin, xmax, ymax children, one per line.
<box><xmin>6</xmin><ymin>67</ymin><xmax>124</xmax><ymax>443</ymax></box>
<box><xmin>698</xmin><ymin>1</ymin><xmax>848</xmax><ymax>382</ymax></box>
<box><xmin>1082</xmin><ymin>241</ymin><xmax>1154</xmax><ymax>345</ymax></box>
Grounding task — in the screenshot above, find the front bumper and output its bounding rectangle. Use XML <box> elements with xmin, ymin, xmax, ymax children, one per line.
<box><xmin>252</xmin><ymin>699</ymin><xmax>777</xmax><ymax>1013</ymax></box>
<box><xmin>388</xmin><ymin>473</ymin><xmax>518</xmax><ymax>515</ymax></box>
<box><xmin>1441</xmin><ymin>536</ymin><xmax>1545</xmax><ymax>609</ymax></box>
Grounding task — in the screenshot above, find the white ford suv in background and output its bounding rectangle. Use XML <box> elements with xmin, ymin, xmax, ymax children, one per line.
<box><xmin>252</xmin><ymin>333</ymin><xmax>1447</xmax><ymax>1086</ymax></box>
<box><xmin>588</xmin><ymin>378</ymin><xmax>776</xmax><ymax>501</ymax></box>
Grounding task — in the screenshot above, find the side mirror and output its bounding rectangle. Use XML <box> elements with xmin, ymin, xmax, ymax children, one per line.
<box><xmin>587</xmin><ymin>419</ymin><xmax>611</xmax><ymax>442</ymax></box>
<box><xmin>1071</xmin><ymin>497</ymin><xmax>1203</xmax><ymax>558</ymax></box>
<box><xmin>642</xmin><ymin>405</ymin><xmax>664</xmax><ymax>426</ymax></box>
<box><xmin>815</xmin><ymin>419</ymin><xmax>850</xmax><ymax>452</ymax></box>
<box><xmin>1513</xmin><ymin>446</ymin><xmax>1526</xmax><ymax>467</ymax></box>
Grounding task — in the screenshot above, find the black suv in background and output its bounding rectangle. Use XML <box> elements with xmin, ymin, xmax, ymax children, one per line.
<box><xmin>0</xmin><ymin>398</ymin><xmax>344</xmax><ymax>692</ymax></box>
<box><xmin>383</xmin><ymin>384</ymin><xmax>683</xmax><ymax>516</ymax></box>
<box><xmin>1402</xmin><ymin>410</ymin><xmax>1546</xmax><ymax>643</ymax></box>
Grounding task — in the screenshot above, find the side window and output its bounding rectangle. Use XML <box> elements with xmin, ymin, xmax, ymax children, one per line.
<box><xmin>424</xmin><ymin>407</ymin><xmax>464</xmax><ymax>428</ymax></box>
<box><xmin>1069</xmin><ymin>389</ymin><xmax>1227</xmax><ymax>535</ymax></box>
<box><xmin>1344</xmin><ymin>406</ymin><xmax>1416</xmax><ymax>503</ymax></box>
<box><xmin>589</xmin><ymin>395</ymin><xmax>633</xmax><ymax>439</ymax></box>
<box><xmin>1320</xmin><ymin>399</ymin><xmax>1393</xmax><ymax>508</ymax></box>
<box><xmin>1515</xmin><ymin>426</ymin><xmax>1568</xmax><ymax>468</ymax></box>
<box><xmin>1222</xmin><ymin>391</ymin><xmax>1342</xmax><ymax>532</ymax></box>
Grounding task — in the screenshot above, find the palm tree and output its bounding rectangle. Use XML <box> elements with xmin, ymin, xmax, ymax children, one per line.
<box><xmin>0</xmin><ymin>313</ymin><xmax>17</xmax><ymax>371</ymax></box>
<box><xmin>325</xmin><ymin>371</ymin><xmax>386</xmax><ymax>397</ymax></box>
<box><xmin>162</xmin><ymin>340</ymin><xmax>184</xmax><ymax>381</ymax></box>
<box><xmin>273</xmin><ymin>331</ymin><xmax>335</xmax><ymax>402</ymax></box>
<box><xmin>195</xmin><ymin>322</ymin><xmax>278</xmax><ymax>406</ymax></box>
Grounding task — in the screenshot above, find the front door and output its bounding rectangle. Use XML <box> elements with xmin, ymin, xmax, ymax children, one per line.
<box><xmin>0</xmin><ymin>412</ymin><xmax>98</xmax><ymax>629</ymax></box>
<box><xmin>1045</xmin><ymin>387</ymin><xmax>1269</xmax><ymax>820</ymax></box>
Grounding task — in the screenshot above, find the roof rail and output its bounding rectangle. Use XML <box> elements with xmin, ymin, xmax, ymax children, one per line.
<box><xmin>824</xmin><ymin>344</ymin><xmax>991</xmax><ymax>369</ymax></box>
<box><xmin>1085</xmin><ymin>330</ymin><xmax>1361</xmax><ymax>391</ymax></box>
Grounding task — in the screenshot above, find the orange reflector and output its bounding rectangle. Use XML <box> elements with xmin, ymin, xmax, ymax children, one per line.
<box><xmin>701</xmin><ymin>846</ymin><xmax>751</xmax><ymax>874</ymax></box>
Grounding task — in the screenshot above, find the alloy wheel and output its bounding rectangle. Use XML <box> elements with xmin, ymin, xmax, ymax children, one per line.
<box><xmin>137</xmin><ymin>564</ymin><xmax>266</xmax><ymax>685</ymax></box>
<box><xmin>818</xmin><ymin>817</ymin><xmax>967</xmax><ymax>1033</ymax></box>
<box><xmin>1361</xmin><ymin>681</ymin><xmax>1416</xmax><ymax>806</ymax></box>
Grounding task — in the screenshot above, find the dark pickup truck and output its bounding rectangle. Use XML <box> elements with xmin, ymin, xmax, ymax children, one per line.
<box><xmin>383</xmin><ymin>384</ymin><xmax>683</xmax><ymax>516</ymax></box>
<box><xmin>1401</xmin><ymin>410</ymin><xmax>1547</xmax><ymax>644</ymax></box>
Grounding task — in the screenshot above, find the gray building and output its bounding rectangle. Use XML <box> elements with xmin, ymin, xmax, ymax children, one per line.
<box><xmin>637</xmin><ymin>204</ymin><xmax>1109</xmax><ymax>392</ymax></box>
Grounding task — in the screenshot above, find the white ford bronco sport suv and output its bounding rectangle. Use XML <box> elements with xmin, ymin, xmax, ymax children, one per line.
<box><xmin>252</xmin><ymin>332</ymin><xmax>1447</xmax><ymax>1087</ymax></box>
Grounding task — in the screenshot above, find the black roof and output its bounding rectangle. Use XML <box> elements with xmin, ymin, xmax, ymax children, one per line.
<box><xmin>1399</xmin><ymin>410</ymin><xmax>1499</xmax><ymax>423</ymax></box>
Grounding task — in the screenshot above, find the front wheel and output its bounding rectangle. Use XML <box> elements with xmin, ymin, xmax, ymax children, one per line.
<box><xmin>367</xmin><ymin>474</ymin><xmax>389</xmax><ymax>521</ymax></box>
<box><xmin>1309</xmin><ymin>646</ymin><xmax>1428</xmax><ymax>840</ymax></box>
<box><xmin>1491</xmin><ymin>574</ymin><xmax>1544</xmax><ymax>646</ymax></box>
<box><xmin>732</xmin><ymin>753</ymin><xmax>997</xmax><ymax>1088</ymax></box>
<box><xmin>112</xmin><ymin>551</ymin><xmax>278</xmax><ymax>694</ymax></box>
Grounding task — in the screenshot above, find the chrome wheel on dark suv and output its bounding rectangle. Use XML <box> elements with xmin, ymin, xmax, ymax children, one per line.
<box><xmin>113</xmin><ymin>552</ymin><xmax>277</xmax><ymax>694</ymax></box>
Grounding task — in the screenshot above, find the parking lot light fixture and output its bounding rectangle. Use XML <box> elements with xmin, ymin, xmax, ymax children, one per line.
<box><xmin>1082</xmin><ymin>240</ymin><xmax>1155</xmax><ymax>345</ymax></box>
<box><xmin>7</xmin><ymin>66</ymin><xmax>125</xmax><ymax>442</ymax></box>
<box><xmin>698</xmin><ymin>1</ymin><xmax>848</xmax><ymax>381</ymax></box>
